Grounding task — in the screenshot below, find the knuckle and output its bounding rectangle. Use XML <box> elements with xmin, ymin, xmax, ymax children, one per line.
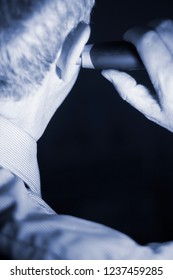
<box><xmin>139</xmin><ymin>30</ymin><xmax>158</xmax><ymax>48</ymax></box>
<box><xmin>158</xmin><ymin>19</ymin><xmax>173</xmax><ymax>29</ymax></box>
<box><xmin>135</xmin><ymin>84</ymin><xmax>146</xmax><ymax>92</ymax></box>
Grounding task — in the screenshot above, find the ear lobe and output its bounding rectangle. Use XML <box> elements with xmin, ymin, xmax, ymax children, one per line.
<box><xmin>56</xmin><ymin>23</ymin><xmax>91</xmax><ymax>82</ymax></box>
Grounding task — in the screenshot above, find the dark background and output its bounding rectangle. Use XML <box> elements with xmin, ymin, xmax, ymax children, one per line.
<box><xmin>38</xmin><ymin>0</ymin><xmax>173</xmax><ymax>245</ymax></box>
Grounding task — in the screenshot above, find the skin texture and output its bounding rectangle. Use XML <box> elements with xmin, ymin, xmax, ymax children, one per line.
<box><xmin>0</xmin><ymin>23</ymin><xmax>91</xmax><ymax>140</ymax></box>
<box><xmin>102</xmin><ymin>19</ymin><xmax>173</xmax><ymax>133</ymax></box>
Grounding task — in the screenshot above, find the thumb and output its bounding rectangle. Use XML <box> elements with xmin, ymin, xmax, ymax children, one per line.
<box><xmin>102</xmin><ymin>69</ymin><xmax>137</xmax><ymax>101</ymax></box>
<box><xmin>102</xmin><ymin>69</ymin><xmax>161</xmax><ymax>121</ymax></box>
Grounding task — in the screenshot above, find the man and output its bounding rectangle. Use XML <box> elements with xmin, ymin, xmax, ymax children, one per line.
<box><xmin>0</xmin><ymin>0</ymin><xmax>173</xmax><ymax>259</ymax></box>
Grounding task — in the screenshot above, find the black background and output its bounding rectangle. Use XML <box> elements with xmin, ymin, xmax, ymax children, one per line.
<box><xmin>38</xmin><ymin>0</ymin><xmax>173</xmax><ymax>245</ymax></box>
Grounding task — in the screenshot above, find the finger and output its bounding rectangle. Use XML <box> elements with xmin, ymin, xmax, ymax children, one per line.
<box><xmin>124</xmin><ymin>26</ymin><xmax>173</xmax><ymax>100</ymax></box>
<box><xmin>149</xmin><ymin>19</ymin><xmax>173</xmax><ymax>54</ymax></box>
<box><xmin>102</xmin><ymin>69</ymin><xmax>162</xmax><ymax>122</ymax></box>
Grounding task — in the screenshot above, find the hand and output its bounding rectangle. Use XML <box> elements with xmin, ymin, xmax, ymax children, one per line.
<box><xmin>102</xmin><ymin>19</ymin><xmax>173</xmax><ymax>132</ymax></box>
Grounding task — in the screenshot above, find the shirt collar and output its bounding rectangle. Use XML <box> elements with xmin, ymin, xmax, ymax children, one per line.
<box><xmin>0</xmin><ymin>116</ymin><xmax>41</xmax><ymax>195</ymax></box>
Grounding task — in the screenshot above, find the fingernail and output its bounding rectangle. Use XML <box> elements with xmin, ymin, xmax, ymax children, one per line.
<box><xmin>123</xmin><ymin>28</ymin><xmax>135</xmax><ymax>41</ymax></box>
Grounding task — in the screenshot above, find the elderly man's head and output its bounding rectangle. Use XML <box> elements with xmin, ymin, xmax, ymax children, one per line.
<box><xmin>0</xmin><ymin>0</ymin><xmax>94</xmax><ymax>100</ymax></box>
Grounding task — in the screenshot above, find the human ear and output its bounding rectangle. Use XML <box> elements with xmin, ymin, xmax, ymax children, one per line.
<box><xmin>56</xmin><ymin>22</ymin><xmax>91</xmax><ymax>82</ymax></box>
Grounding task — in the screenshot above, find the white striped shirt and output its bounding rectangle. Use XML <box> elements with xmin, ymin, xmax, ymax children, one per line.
<box><xmin>0</xmin><ymin>116</ymin><xmax>40</xmax><ymax>196</ymax></box>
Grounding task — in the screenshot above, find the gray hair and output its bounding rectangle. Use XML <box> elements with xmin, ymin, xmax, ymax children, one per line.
<box><xmin>0</xmin><ymin>0</ymin><xmax>95</xmax><ymax>100</ymax></box>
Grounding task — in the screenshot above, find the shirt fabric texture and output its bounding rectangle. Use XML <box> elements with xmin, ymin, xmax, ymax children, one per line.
<box><xmin>0</xmin><ymin>116</ymin><xmax>173</xmax><ymax>259</ymax></box>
